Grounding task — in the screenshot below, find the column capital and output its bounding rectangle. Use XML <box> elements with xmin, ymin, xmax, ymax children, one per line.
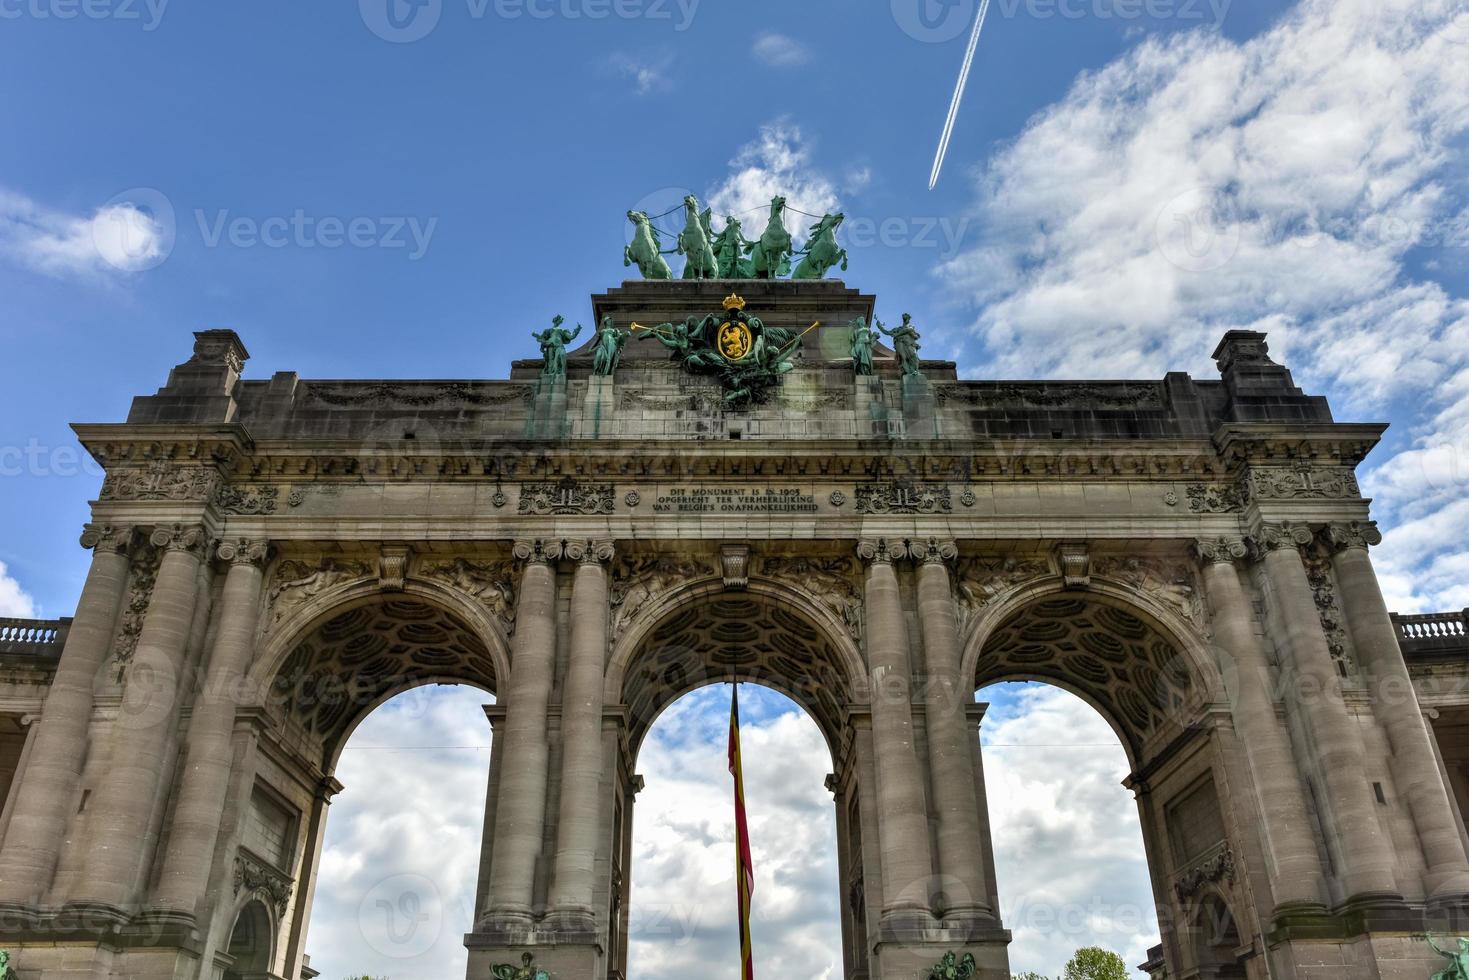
<box><xmin>1194</xmin><ymin>536</ymin><xmax>1248</xmax><ymax>565</ymax></box>
<box><xmin>79</xmin><ymin>523</ymin><xmax>134</xmax><ymax>555</ymax></box>
<box><xmin>856</xmin><ymin>537</ymin><xmax>924</xmax><ymax>565</ymax></box>
<box><xmin>564</xmin><ymin>539</ymin><xmax>615</xmax><ymax>565</ymax></box>
<box><xmin>917</xmin><ymin>537</ymin><xmax>958</xmax><ymax>566</ymax></box>
<box><xmin>149</xmin><ymin>523</ymin><xmax>209</xmax><ymax>558</ymax></box>
<box><xmin>1247</xmin><ymin>522</ymin><xmax>1314</xmax><ymax>558</ymax></box>
<box><xmin>1324</xmin><ymin>521</ymin><xmax>1382</xmax><ymax>554</ymax></box>
<box><xmin>512</xmin><ymin>538</ymin><xmax>557</xmax><ymax>565</ymax></box>
<box><xmin>217</xmin><ymin>537</ymin><xmax>269</xmax><ymax>568</ymax></box>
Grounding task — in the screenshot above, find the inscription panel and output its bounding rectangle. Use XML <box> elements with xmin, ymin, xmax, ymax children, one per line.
<box><xmin>653</xmin><ymin>487</ymin><xmax>818</xmax><ymax>515</ymax></box>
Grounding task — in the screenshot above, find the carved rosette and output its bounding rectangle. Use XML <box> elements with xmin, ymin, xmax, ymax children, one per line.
<box><xmin>100</xmin><ymin>461</ymin><xmax>220</xmax><ymax>502</ymax></box>
<box><xmin>418</xmin><ymin>557</ymin><xmax>518</xmax><ymax>633</ymax></box>
<box><xmin>1325</xmin><ymin>520</ymin><xmax>1383</xmax><ymax>553</ymax></box>
<box><xmin>217</xmin><ymin>538</ymin><xmax>269</xmax><ymax>568</ymax></box>
<box><xmin>233</xmin><ymin>849</ymin><xmax>294</xmax><ymax>918</ymax></box>
<box><xmin>79</xmin><ymin>523</ymin><xmax>133</xmax><ymax>555</ymax></box>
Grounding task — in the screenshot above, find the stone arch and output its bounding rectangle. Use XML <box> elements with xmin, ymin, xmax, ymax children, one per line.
<box><xmin>254</xmin><ymin>582</ymin><xmax>507</xmax><ymax>770</ymax></box>
<box><xmin>222</xmin><ymin>898</ymin><xmax>274</xmax><ymax>980</ymax></box>
<box><xmin>961</xmin><ymin>577</ymin><xmax>1222</xmax><ymax>762</ymax></box>
<box><xmin>606</xmin><ymin>577</ymin><xmax>866</xmax><ymax>758</ymax></box>
<box><xmin>1183</xmin><ymin>889</ymin><xmax>1248</xmax><ymax>979</ymax></box>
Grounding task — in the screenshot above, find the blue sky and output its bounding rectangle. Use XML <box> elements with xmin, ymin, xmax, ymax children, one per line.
<box><xmin>3</xmin><ymin>0</ymin><xmax>1469</xmax><ymax>977</ymax></box>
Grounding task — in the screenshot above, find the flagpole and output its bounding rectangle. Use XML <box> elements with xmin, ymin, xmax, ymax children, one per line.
<box><xmin>729</xmin><ymin>680</ymin><xmax>755</xmax><ymax>980</ymax></box>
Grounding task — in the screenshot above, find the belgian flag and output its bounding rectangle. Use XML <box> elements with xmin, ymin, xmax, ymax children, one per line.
<box><xmin>728</xmin><ymin>685</ymin><xmax>755</xmax><ymax>980</ymax></box>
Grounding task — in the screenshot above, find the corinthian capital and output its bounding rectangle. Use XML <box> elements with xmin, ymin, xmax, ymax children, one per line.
<box><xmin>149</xmin><ymin>523</ymin><xmax>209</xmax><ymax>558</ymax></box>
<box><xmin>1247</xmin><ymin>522</ymin><xmax>1314</xmax><ymax>558</ymax></box>
<box><xmin>1325</xmin><ymin>521</ymin><xmax>1383</xmax><ymax>553</ymax></box>
<box><xmin>1193</xmin><ymin>536</ymin><xmax>1248</xmax><ymax>566</ymax></box>
<box><xmin>218</xmin><ymin>537</ymin><xmax>270</xmax><ymax>568</ymax></box>
<box><xmin>79</xmin><ymin>523</ymin><xmax>134</xmax><ymax>555</ymax></box>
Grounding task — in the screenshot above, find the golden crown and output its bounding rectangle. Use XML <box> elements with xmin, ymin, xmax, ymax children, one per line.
<box><xmin>722</xmin><ymin>294</ymin><xmax>747</xmax><ymax>312</ymax></box>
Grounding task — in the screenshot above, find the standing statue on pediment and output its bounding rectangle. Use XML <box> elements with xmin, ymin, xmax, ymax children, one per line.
<box><xmin>878</xmin><ymin>312</ymin><xmax>923</xmax><ymax>378</ymax></box>
<box><xmin>849</xmin><ymin>316</ymin><xmax>878</xmax><ymax>377</ymax></box>
<box><xmin>591</xmin><ymin>316</ymin><xmax>628</xmax><ymax>377</ymax></box>
<box><xmin>532</xmin><ymin>316</ymin><xmax>581</xmax><ymax>380</ymax></box>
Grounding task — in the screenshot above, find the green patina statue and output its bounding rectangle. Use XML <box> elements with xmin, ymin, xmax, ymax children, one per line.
<box><xmin>624</xmin><ymin>210</ymin><xmax>673</xmax><ymax>280</ymax></box>
<box><xmin>748</xmin><ymin>196</ymin><xmax>793</xmax><ymax>279</ymax></box>
<box><xmin>1429</xmin><ymin>935</ymin><xmax>1469</xmax><ymax>979</ymax></box>
<box><xmin>590</xmin><ymin>315</ymin><xmax>627</xmax><ymax>377</ymax></box>
<box><xmin>491</xmin><ymin>951</ymin><xmax>550</xmax><ymax>980</ymax></box>
<box><xmin>926</xmin><ymin>950</ymin><xmax>978</xmax><ymax>980</ymax></box>
<box><xmin>531</xmin><ymin>315</ymin><xmax>581</xmax><ymax>380</ymax></box>
<box><xmin>878</xmin><ymin>312</ymin><xmax>923</xmax><ymax>378</ymax></box>
<box><xmin>711</xmin><ymin>215</ymin><xmax>754</xmax><ymax>278</ymax></box>
<box><xmin>0</xmin><ymin>950</ymin><xmax>15</xmax><ymax>980</ymax></box>
<box><xmin>792</xmin><ymin>212</ymin><xmax>848</xmax><ymax>279</ymax></box>
<box><xmin>849</xmin><ymin>315</ymin><xmax>878</xmax><ymax>376</ymax></box>
<box><xmin>677</xmin><ymin>194</ymin><xmax>719</xmax><ymax>280</ymax></box>
<box><xmin>634</xmin><ymin>294</ymin><xmax>807</xmax><ymax>406</ymax></box>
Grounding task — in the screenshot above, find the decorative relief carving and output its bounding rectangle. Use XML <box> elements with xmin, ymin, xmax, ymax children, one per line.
<box><xmin>1186</xmin><ymin>481</ymin><xmax>1246</xmax><ymax>514</ymax></box>
<box><xmin>302</xmin><ymin>381</ymin><xmax>533</xmax><ymax>409</ymax></box>
<box><xmin>933</xmin><ymin>383</ymin><xmax>1162</xmax><ymax>409</ymax></box>
<box><xmin>233</xmin><ymin>849</ymin><xmax>294</xmax><ymax>918</ymax></box>
<box><xmin>111</xmin><ymin>544</ymin><xmax>162</xmax><ymax>678</ymax></box>
<box><xmin>1173</xmin><ymin>845</ymin><xmax>1236</xmax><ymax>902</ymax></box>
<box><xmin>856</xmin><ymin>482</ymin><xmax>951</xmax><ymax>515</ymax></box>
<box><xmin>720</xmin><ymin>544</ymin><xmax>750</xmax><ymax>590</ymax></box>
<box><xmin>610</xmin><ymin>555</ymin><xmax>717</xmax><ymax>639</ymax></box>
<box><xmin>419</xmin><ymin>557</ymin><xmax>517</xmax><ymax>632</ymax></box>
<box><xmin>759</xmin><ymin>555</ymin><xmax>863</xmax><ymax>639</ymax></box>
<box><xmin>1246</xmin><ymin>464</ymin><xmax>1360</xmax><ymax>501</ymax></box>
<box><xmin>215</xmin><ymin>484</ymin><xmax>279</xmax><ymax>516</ymax></box>
<box><xmin>379</xmin><ymin>547</ymin><xmax>410</xmax><ymax>591</ymax></box>
<box><xmin>1094</xmin><ymin>556</ymin><xmax>1205</xmax><ymax>629</ymax></box>
<box><xmin>518</xmin><ymin>480</ymin><xmax>616</xmax><ymax>516</ymax></box>
<box><xmin>953</xmin><ymin>556</ymin><xmax>1052</xmax><ymax>634</ymax></box>
<box><xmin>1304</xmin><ymin>555</ymin><xmax>1354</xmax><ymax>675</ymax></box>
<box><xmin>265</xmin><ymin>557</ymin><xmax>374</xmax><ymax>631</ymax></box>
<box><xmin>617</xmin><ymin>387</ymin><xmax>723</xmax><ymax>414</ymax></box>
<box><xmin>1056</xmin><ymin>543</ymin><xmax>1091</xmax><ymax>589</ymax></box>
<box><xmin>100</xmin><ymin>461</ymin><xmax>219</xmax><ymax>502</ymax></box>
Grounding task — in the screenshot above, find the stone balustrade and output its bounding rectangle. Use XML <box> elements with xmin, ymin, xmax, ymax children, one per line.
<box><xmin>1394</xmin><ymin>609</ymin><xmax>1469</xmax><ymax>656</ymax></box>
<box><xmin>0</xmin><ymin>617</ymin><xmax>70</xmax><ymax>658</ymax></box>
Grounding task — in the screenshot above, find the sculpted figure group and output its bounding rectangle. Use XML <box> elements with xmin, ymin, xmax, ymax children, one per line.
<box><xmin>849</xmin><ymin>313</ymin><xmax>923</xmax><ymax>378</ymax></box>
<box><xmin>625</xmin><ymin>194</ymin><xmax>849</xmax><ymax>281</ymax></box>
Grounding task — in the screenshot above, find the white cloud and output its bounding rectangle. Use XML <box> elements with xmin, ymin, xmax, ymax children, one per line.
<box><xmin>705</xmin><ymin>121</ymin><xmax>842</xmax><ymax>248</ymax></box>
<box><xmin>0</xmin><ymin>188</ymin><xmax>171</xmax><ymax>277</ymax></box>
<box><xmin>752</xmin><ymin>32</ymin><xmax>810</xmax><ymax>68</ymax></box>
<box><xmin>607</xmin><ymin>52</ymin><xmax>672</xmax><ymax>96</ymax></box>
<box><xmin>937</xmin><ymin>0</ymin><xmax>1469</xmax><ymax>611</ymax></box>
<box><xmin>0</xmin><ymin>561</ymin><xmax>37</xmax><ymax>618</ymax></box>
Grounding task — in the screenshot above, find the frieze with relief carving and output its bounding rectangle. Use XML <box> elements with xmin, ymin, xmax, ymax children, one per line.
<box><xmin>610</xmin><ymin>555</ymin><xmax>717</xmax><ymax>639</ymax></box>
<box><xmin>265</xmin><ymin>557</ymin><xmax>374</xmax><ymax>632</ymax></box>
<box><xmin>215</xmin><ymin>484</ymin><xmax>280</xmax><ymax>516</ymax></box>
<box><xmin>1245</xmin><ymin>464</ymin><xmax>1360</xmax><ymax>500</ymax></box>
<box><xmin>1186</xmin><ymin>481</ymin><xmax>1246</xmax><ymax>514</ymax></box>
<box><xmin>419</xmin><ymin>558</ymin><xmax>517</xmax><ymax>633</ymax></box>
<box><xmin>302</xmin><ymin>381</ymin><xmax>533</xmax><ymax>409</ymax></box>
<box><xmin>518</xmin><ymin>481</ymin><xmax>616</xmax><ymax>516</ymax></box>
<box><xmin>759</xmin><ymin>555</ymin><xmax>863</xmax><ymax>639</ymax></box>
<box><xmin>100</xmin><ymin>461</ymin><xmax>220</xmax><ymax>502</ymax></box>
<box><xmin>953</xmin><ymin>557</ymin><xmax>1051</xmax><ymax>634</ymax></box>
<box><xmin>856</xmin><ymin>482</ymin><xmax>952</xmax><ymax>515</ymax></box>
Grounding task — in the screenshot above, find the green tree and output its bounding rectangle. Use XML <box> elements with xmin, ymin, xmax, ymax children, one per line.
<box><xmin>1062</xmin><ymin>946</ymin><xmax>1129</xmax><ymax>980</ymax></box>
<box><xmin>1014</xmin><ymin>972</ymin><xmax>1053</xmax><ymax>980</ymax></box>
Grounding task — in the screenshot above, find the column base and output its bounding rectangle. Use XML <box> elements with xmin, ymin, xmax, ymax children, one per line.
<box><xmin>465</xmin><ymin>927</ymin><xmax>604</xmax><ymax>979</ymax></box>
<box><xmin>871</xmin><ymin>928</ymin><xmax>1012</xmax><ymax>980</ymax></box>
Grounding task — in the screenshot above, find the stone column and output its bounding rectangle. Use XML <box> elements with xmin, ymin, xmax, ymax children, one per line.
<box><xmin>548</xmin><ymin>540</ymin><xmax>614</xmax><ymax>927</ymax></box>
<box><xmin>152</xmin><ymin>538</ymin><xmax>268</xmax><ymax>918</ymax></box>
<box><xmin>1327</xmin><ymin>522</ymin><xmax>1469</xmax><ymax>899</ymax></box>
<box><xmin>485</xmin><ymin>539</ymin><xmax>559</xmax><ymax>922</ymax></box>
<box><xmin>1251</xmin><ymin>523</ymin><xmax>1400</xmax><ymax>902</ymax></box>
<box><xmin>857</xmin><ymin>538</ymin><xmax>934</xmax><ymax>925</ymax></box>
<box><xmin>914</xmin><ymin>539</ymin><xmax>993</xmax><ymax>922</ymax></box>
<box><xmin>1194</xmin><ymin>537</ymin><xmax>1326</xmax><ymax>912</ymax></box>
<box><xmin>71</xmin><ymin>523</ymin><xmax>208</xmax><ymax>913</ymax></box>
<box><xmin>0</xmin><ymin>526</ymin><xmax>132</xmax><ymax>906</ymax></box>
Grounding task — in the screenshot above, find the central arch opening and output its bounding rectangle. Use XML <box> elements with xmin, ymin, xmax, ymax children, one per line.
<box><xmin>614</xmin><ymin>585</ymin><xmax>861</xmax><ymax>980</ymax></box>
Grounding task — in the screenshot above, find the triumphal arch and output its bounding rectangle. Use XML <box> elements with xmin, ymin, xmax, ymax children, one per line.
<box><xmin>1</xmin><ymin>263</ymin><xmax>1469</xmax><ymax>979</ymax></box>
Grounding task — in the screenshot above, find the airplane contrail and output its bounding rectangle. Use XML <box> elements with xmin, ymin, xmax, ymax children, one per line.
<box><xmin>929</xmin><ymin>0</ymin><xmax>993</xmax><ymax>190</ymax></box>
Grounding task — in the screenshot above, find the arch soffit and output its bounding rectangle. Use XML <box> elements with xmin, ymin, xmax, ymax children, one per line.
<box><xmin>960</xmin><ymin>573</ymin><xmax>1224</xmax><ymax>708</ymax></box>
<box><xmin>248</xmin><ymin>574</ymin><xmax>513</xmax><ymax>697</ymax></box>
<box><xmin>604</xmin><ymin>574</ymin><xmax>868</xmax><ymax>708</ymax></box>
